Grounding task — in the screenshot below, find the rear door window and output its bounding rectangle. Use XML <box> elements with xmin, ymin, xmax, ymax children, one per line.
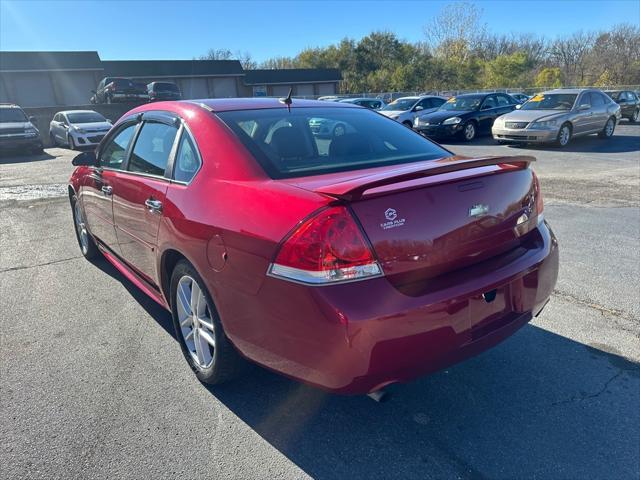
<box><xmin>128</xmin><ymin>122</ymin><xmax>178</xmax><ymax>177</ymax></box>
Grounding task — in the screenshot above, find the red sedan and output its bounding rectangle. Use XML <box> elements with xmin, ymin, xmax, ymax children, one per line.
<box><xmin>68</xmin><ymin>98</ymin><xmax>559</xmax><ymax>395</ymax></box>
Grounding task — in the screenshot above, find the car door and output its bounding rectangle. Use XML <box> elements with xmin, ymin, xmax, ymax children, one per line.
<box><xmin>477</xmin><ymin>95</ymin><xmax>499</xmax><ymax>133</ymax></box>
<box><xmin>589</xmin><ymin>92</ymin><xmax>608</xmax><ymax>132</ymax></box>
<box><xmin>111</xmin><ymin>112</ymin><xmax>179</xmax><ymax>285</ymax></box>
<box><xmin>620</xmin><ymin>92</ymin><xmax>633</xmax><ymax>117</ymax></box>
<box><xmin>572</xmin><ymin>92</ymin><xmax>593</xmax><ymax>135</ymax></box>
<box><xmin>81</xmin><ymin>121</ymin><xmax>138</xmax><ymax>253</ymax></box>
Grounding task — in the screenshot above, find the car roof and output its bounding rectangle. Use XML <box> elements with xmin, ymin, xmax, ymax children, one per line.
<box><xmin>58</xmin><ymin>110</ymin><xmax>101</xmax><ymax>115</ymax></box>
<box><xmin>189</xmin><ymin>97</ymin><xmax>358</xmax><ymax>112</ymax></box>
<box><xmin>542</xmin><ymin>88</ymin><xmax>593</xmax><ymax>94</ymax></box>
<box><xmin>0</xmin><ymin>103</ymin><xmax>24</xmax><ymax>109</ymax></box>
<box><xmin>339</xmin><ymin>97</ymin><xmax>382</xmax><ymax>102</ymax></box>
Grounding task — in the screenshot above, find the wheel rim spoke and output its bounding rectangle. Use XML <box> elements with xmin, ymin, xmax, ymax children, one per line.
<box><xmin>198</xmin><ymin>328</ymin><xmax>216</xmax><ymax>348</ymax></box>
<box><xmin>176</xmin><ymin>274</ymin><xmax>215</xmax><ymax>369</ymax></box>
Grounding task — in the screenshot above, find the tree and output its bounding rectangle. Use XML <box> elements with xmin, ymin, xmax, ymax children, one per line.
<box><xmin>199</xmin><ymin>48</ymin><xmax>257</xmax><ymax>69</ymax></box>
<box><xmin>535</xmin><ymin>67</ymin><xmax>563</xmax><ymax>88</ymax></box>
<box><xmin>549</xmin><ymin>31</ymin><xmax>595</xmax><ymax>85</ymax></box>
<box><xmin>482</xmin><ymin>52</ymin><xmax>533</xmax><ymax>88</ymax></box>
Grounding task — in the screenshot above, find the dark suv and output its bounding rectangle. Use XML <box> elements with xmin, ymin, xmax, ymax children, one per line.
<box><xmin>605</xmin><ymin>90</ymin><xmax>639</xmax><ymax>122</ymax></box>
<box><xmin>0</xmin><ymin>104</ymin><xmax>43</xmax><ymax>155</ymax></box>
<box><xmin>90</xmin><ymin>77</ymin><xmax>149</xmax><ymax>104</ymax></box>
<box><xmin>147</xmin><ymin>82</ymin><xmax>182</xmax><ymax>102</ymax></box>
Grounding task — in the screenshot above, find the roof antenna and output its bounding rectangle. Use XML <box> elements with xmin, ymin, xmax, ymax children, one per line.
<box><xmin>279</xmin><ymin>88</ymin><xmax>293</xmax><ymax>112</ymax></box>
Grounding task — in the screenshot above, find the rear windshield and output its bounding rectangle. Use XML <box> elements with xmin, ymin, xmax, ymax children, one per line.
<box><xmin>381</xmin><ymin>98</ymin><xmax>417</xmax><ymax>111</ymax></box>
<box><xmin>605</xmin><ymin>91</ymin><xmax>621</xmax><ymax>100</ymax></box>
<box><xmin>152</xmin><ymin>83</ymin><xmax>179</xmax><ymax>92</ymax></box>
<box><xmin>67</xmin><ymin>112</ymin><xmax>106</xmax><ymax>124</ymax></box>
<box><xmin>111</xmin><ymin>79</ymin><xmax>134</xmax><ymax>88</ymax></box>
<box><xmin>439</xmin><ymin>95</ymin><xmax>484</xmax><ymax>111</ymax></box>
<box><xmin>0</xmin><ymin>108</ymin><xmax>28</xmax><ymax>123</ymax></box>
<box><xmin>217</xmin><ymin>107</ymin><xmax>450</xmax><ymax>179</ymax></box>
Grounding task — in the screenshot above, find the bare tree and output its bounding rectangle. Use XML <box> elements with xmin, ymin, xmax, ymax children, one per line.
<box><xmin>199</xmin><ymin>49</ymin><xmax>257</xmax><ymax>69</ymax></box>
<box><xmin>424</xmin><ymin>2</ymin><xmax>487</xmax><ymax>60</ymax></box>
<box><xmin>549</xmin><ymin>31</ymin><xmax>596</xmax><ymax>85</ymax></box>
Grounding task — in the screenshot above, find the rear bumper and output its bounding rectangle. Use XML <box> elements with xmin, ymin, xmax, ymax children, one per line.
<box><xmin>227</xmin><ymin>221</ymin><xmax>559</xmax><ymax>394</ymax></box>
<box><xmin>492</xmin><ymin>127</ymin><xmax>558</xmax><ymax>143</ymax></box>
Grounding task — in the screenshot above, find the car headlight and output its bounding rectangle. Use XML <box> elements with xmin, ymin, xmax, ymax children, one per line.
<box><xmin>530</xmin><ymin>119</ymin><xmax>558</xmax><ymax>129</ymax></box>
<box><xmin>73</xmin><ymin>126</ymin><xmax>86</xmax><ymax>134</ymax></box>
<box><xmin>442</xmin><ymin>116</ymin><xmax>462</xmax><ymax>125</ymax></box>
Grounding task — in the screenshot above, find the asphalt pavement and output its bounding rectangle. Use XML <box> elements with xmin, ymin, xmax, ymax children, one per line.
<box><xmin>1</xmin><ymin>123</ymin><xmax>638</xmax><ymax>479</ymax></box>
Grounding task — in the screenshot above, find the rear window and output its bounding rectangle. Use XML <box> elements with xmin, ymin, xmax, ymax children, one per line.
<box><xmin>152</xmin><ymin>83</ymin><xmax>179</xmax><ymax>92</ymax></box>
<box><xmin>217</xmin><ymin>107</ymin><xmax>449</xmax><ymax>179</ymax></box>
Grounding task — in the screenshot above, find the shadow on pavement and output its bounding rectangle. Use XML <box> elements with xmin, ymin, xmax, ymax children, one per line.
<box><xmin>90</xmin><ymin>253</ymin><xmax>640</xmax><ymax>480</ymax></box>
<box><xmin>0</xmin><ymin>150</ymin><xmax>56</xmax><ymax>164</ymax></box>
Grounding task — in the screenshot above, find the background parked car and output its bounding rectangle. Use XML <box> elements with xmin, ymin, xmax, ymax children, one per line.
<box><xmin>415</xmin><ymin>93</ymin><xmax>518</xmax><ymax>141</ymax></box>
<box><xmin>49</xmin><ymin>110</ymin><xmax>112</xmax><ymax>150</ymax></box>
<box><xmin>147</xmin><ymin>82</ymin><xmax>182</xmax><ymax>102</ymax></box>
<box><xmin>379</xmin><ymin>96</ymin><xmax>447</xmax><ymax>127</ymax></box>
<box><xmin>605</xmin><ymin>90</ymin><xmax>639</xmax><ymax>122</ymax></box>
<box><xmin>492</xmin><ymin>89</ymin><xmax>621</xmax><ymax>147</ymax></box>
<box><xmin>338</xmin><ymin>97</ymin><xmax>386</xmax><ymax>110</ymax></box>
<box><xmin>90</xmin><ymin>77</ymin><xmax>149</xmax><ymax>104</ymax></box>
<box><xmin>0</xmin><ymin>103</ymin><xmax>43</xmax><ymax>154</ymax></box>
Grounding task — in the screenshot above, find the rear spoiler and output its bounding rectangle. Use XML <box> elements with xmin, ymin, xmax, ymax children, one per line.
<box><xmin>316</xmin><ymin>155</ymin><xmax>535</xmax><ymax>201</ymax></box>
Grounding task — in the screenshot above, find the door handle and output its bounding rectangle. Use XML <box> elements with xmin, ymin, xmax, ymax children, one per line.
<box><xmin>101</xmin><ymin>185</ymin><xmax>112</xmax><ymax>195</ymax></box>
<box><xmin>145</xmin><ymin>198</ymin><xmax>163</xmax><ymax>213</ymax></box>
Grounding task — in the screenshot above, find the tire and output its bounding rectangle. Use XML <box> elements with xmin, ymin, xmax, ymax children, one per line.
<box><xmin>333</xmin><ymin>123</ymin><xmax>346</xmax><ymax>137</ymax></box>
<box><xmin>170</xmin><ymin>260</ymin><xmax>245</xmax><ymax>385</ymax></box>
<box><xmin>630</xmin><ymin>109</ymin><xmax>639</xmax><ymax>123</ymax></box>
<box><xmin>598</xmin><ymin>117</ymin><xmax>616</xmax><ymax>139</ymax></box>
<box><xmin>555</xmin><ymin>123</ymin><xmax>572</xmax><ymax>147</ymax></box>
<box><xmin>67</xmin><ymin>135</ymin><xmax>75</xmax><ymax>150</ymax></box>
<box><xmin>461</xmin><ymin>121</ymin><xmax>476</xmax><ymax>142</ymax></box>
<box><xmin>71</xmin><ymin>194</ymin><xmax>99</xmax><ymax>260</ymax></box>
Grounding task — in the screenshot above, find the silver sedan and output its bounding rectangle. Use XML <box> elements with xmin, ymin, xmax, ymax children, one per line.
<box><xmin>492</xmin><ymin>89</ymin><xmax>621</xmax><ymax>147</ymax></box>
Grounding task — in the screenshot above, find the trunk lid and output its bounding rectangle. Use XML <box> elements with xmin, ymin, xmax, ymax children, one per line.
<box><xmin>287</xmin><ymin>155</ymin><xmax>538</xmax><ymax>287</ymax></box>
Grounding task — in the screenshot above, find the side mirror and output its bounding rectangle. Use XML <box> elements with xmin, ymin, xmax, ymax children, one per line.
<box><xmin>414</xmin><ymin>105</ymin><xmax>424</xmax><ymax>112</ymax></box>
<box><xmin>72</xmin><ymin>151</ymin><xmax>97</xmax><ymax>167</ymax></box>
<box><xmin>578</xmin><ymin>103</ymin><xmax>591</xmax><ymax>111</ymax></box>
<box><xmin>28</xmin><ymin>116</ymin><xmax>37</xmax><ymax>125</ymax></box>
<box><xmin>515</xmin><ymin>104</ymin><xmax>522</xmax><ymax>109</ymax></box>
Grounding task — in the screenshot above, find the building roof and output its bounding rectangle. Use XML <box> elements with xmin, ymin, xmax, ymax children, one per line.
<box><xmin>244</xmin><ymin>68</ymin><xmax>342</xmax><ymax>85</ymax></box>
<box><xmin>102</xmin><ymin>60</ymin><xmax>244</xmax><ymax>78</ymax></box>
<box><xmin>0</xmin><ymin>51</ymin><xmax>103</xmax><ymax>72</ymax></box>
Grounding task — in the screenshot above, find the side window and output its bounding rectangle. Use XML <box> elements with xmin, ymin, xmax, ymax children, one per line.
<box><xmin>417</xmin><ymin>98</ymin><xmax>431</xmax><ymax>109</ymax></box>
<box><xmin>99</xmin><ymin>123</ymin><xmax>137</xmax><ymax>169</ymax></box>
<box><xmin>173</xmin><ymin>131</ymin><xmax>201</xmax><ymax>183</ymax></box>
<box><xmin>496</xmin><ymin>95</ymin><xmax>510</xmax><ymax>107</ymax></box>
<box><xmin>591</xmin><ymin>93</ymin><xmax>605</xmax><ymax>107</ymax></box>
<box><xmin>128</xmin><ymin>121</ymin><xmax>178</xmax><ymax>176</ymax></box>
<box><xmin>432</xmin><ymin>97</ymin><xmax>446</xmax><ymax>108</ymax></box>
<box><xmin>482</xmin><ymin>95</ymin><xmax>497</xmax><ymax>109</ymax></box>
<box><xmin>53</xmin><ymin>114</ymin><xmax>59</xmax><ymax>122</ymax></box>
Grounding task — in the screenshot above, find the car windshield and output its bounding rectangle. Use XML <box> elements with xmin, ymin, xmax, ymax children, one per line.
<box><xmin>67</xmin><ymin>112</ymin><xmax>106</xmax><ymax>124</ymax></box>
<box><xmin>217</xmin><ymin>107</ymin><xmax>449</xmax><ymax>179</ymax></box>
<box><xmin>521</xmin><ymin>93</ymin><xmax>577</xmax><ymax>110</ymax></box>
<box><xmin>381</xmin><ymin>98</ymin><xmax>417</xmax><ymax>111</ymax></box>
<box><xmin>438</xmin><ymin>96</ymin><xmax>483</xmax><ymax>111</ymax></box>
<box><xmin>0</xmin><ymin>108</ymin><xmax>28</xmax><ymax>123</ymax></box>
<box><xmin>153</xmin><ymin>83</ymin><xmax>179</xmax><ymax>92</ymax></box>
<box><xmin>606</xmin><ymin>91</ymin><xmax>621</xmax><ymax>100</ymax></box>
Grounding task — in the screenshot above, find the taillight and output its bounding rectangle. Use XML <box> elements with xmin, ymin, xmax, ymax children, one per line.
<box><xmin>268</xmin><ymin>206</ymin><xmax>383</xmax><ymax>285</ymax></box>
<box><xmin>532</xmin><ymin>170</ymin><xmax>544</xmax><ymax>220</ymax></box>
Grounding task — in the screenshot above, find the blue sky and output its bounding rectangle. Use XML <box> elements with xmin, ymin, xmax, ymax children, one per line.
<box><xmin>1</xmin><ymin>1</ymin><xmax>638</xmax><ymax>62</ymax></box>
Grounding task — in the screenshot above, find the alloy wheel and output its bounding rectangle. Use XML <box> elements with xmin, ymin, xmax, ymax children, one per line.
<box><xmin>604</xmin><ymin>118</ymin><xmax>615</xmax><ymax>137</ymax></box>
<box><xmin>464</xmin><ymin>123</ymin><xmax>475</xmax><ymax>141</ymax></box>
<box><xmin>632</xmin><ymin>110</ymin><xmax>639</xmax><ymax>122</ymax></box>
<box><xmin>176</xmin><ymin>275</ymin><xmax>216</xmax><ymax>369</ymax></box>
<box><xmin>558</xmin><ymin>126</ymin><xmax>570</xmax><ymax>146</ymax></box>
<box><xmin>333</xmin><ymin>124</ymin><xmax>345</xmax><ymax>137</ymax></box>
<box><xmin>73</xmin><ymin>201</ymin><xmax>89</xmax><ymax>254</ymax></box>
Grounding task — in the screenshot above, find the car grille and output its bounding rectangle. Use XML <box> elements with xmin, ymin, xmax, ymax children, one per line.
<box><xmin>0</xmin><ymin>128</ymin><xmax>26</xmax><ymax>135</ymax></box>
<box><xmin>505</xmin><ymin>122</ymin><xmax>529</xmax><ymax>129</ymax></box>
<box><xmin>88</xmin><ymin>135</ymin><xmax>105</xmax><ymax>143</ymax></box>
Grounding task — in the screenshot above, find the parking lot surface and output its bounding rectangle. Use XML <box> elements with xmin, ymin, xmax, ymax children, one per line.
<box><xmin>1</xmin><ymin>124</ymin><xmax>639</xmax><ymax>479</ymax></box>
